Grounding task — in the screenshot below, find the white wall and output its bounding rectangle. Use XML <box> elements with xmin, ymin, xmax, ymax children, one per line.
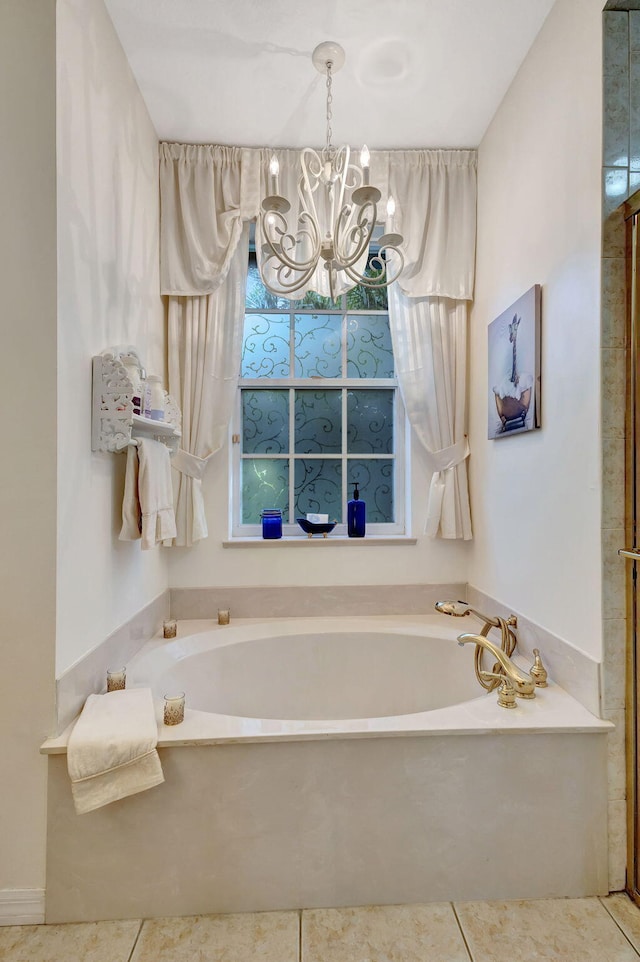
<box><xmin>169</xmin><ymin>430</ymin><xmax>470</xmax><ymax>589</ymax></box>
<box><xmin>468</xmin><ymin>0</ymin><xmax>603</xmax><ymax>657</ymax></box>
<box><xmin>56</xmin><ymin>0</ymin><xmax>167</xmax><ymax>675</ymax></box>
<box><xmin>0</xmin><ymin>0</ymin><xmax>57</xmax><ymax>900</ymax></box>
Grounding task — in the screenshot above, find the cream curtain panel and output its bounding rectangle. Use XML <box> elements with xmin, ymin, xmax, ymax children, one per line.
<box><xmin>389</xmin><ymin>292</ymin><xmax>472</xmax><ymax>539</ymax></box>
<box><xmin>387</xmin><ymin>150</ymin><xmax>475</xmax><ymax>539</ymax></box>
<box><xmin>167</xmin><ymin>227</ymin><xmax>250</xmax><ymax>546</ymax></box>
<box><xmin>160</xmin><ymin>144</ymin><xmax>476</xmax><ymax>544</ymax></box>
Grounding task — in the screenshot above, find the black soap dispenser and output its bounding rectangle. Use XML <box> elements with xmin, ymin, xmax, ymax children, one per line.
<box><xmin>347</xmin><ymin>482</ymin><xmax>366</xmax><ymax>538</ymax></box>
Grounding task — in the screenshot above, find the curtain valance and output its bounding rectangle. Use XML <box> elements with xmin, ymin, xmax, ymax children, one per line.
<box><xmin>159</xmin><ymin>143</ymin><xmax>476</xmax><ymax>299</ymax></box>
<box><xmin>159</xmin><ymin>143</ymin><xmax>260</xmax><ymax>295</ymax></box>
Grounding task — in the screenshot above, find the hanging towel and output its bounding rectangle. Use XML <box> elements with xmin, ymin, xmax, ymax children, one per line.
<box><xmin>67</xmin><ymin>688</ymin><xmax>164</xmax><ymax>815</ymax></box>
<box><xmin>119</xmin><ymin>443</ymin><xmax>142</xmax><ymax>541</ymax></box>
<box><xmin>137</xmin><ymin>438</ymin><xmax>177</xmax><ymax>548</ymax></box>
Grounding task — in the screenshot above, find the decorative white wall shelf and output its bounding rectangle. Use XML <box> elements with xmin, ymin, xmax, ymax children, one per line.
<box><xmin>91</xmin><ymin>348</ymin><xmax>181</xmax><ymax>454</ymax></box>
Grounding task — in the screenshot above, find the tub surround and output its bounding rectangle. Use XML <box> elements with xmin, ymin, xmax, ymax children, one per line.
<box><xmin>466</xmin><ymin>585</ymin><xmax>601</xmax><ymax>716</ymax></box>
<box><xmin>55</xmin><ymin>590</ymin><xmax>170</xmax><ymax>733</ymax></box>
<box><xmin>467</xmin><ymin>582</ymin><xmax>625</xmax><ymax>891</ymax></box>
<box><xmin>43</xmin><ymin>614</ymin><xmax>610</xmax><ymax>921</ymax></box>
<box><xmin>45</xmin><ymin>730</ymin><xmax>608</xmax><ymax>922</ymax></box>
<box><xmin>42</xmin><ymin>618</ymin><xmax>611</xmax><ymax>752</ymax></box>
<box><xmin>169</xmin><ymin>583</ymin><xmax>467</xmax><ymax>621</ymax></box>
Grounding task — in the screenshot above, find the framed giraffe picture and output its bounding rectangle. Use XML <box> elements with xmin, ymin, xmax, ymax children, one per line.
<box><xmin>488</xmin><ymin>284</ymin><xmax>541</xmax><ymax>439</ymax></box>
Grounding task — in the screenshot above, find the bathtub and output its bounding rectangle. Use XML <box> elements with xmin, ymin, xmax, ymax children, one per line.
<box><xmin>44</xmin><ymin>615</ymin><xmax>612</xmax><ymax>923</ymax></box>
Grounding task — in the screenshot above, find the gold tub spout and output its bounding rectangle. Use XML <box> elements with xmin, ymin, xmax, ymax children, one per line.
<box><xmin>457</xmin><ymin>632</ymin><xmax>536</xmax><ymax>698</ymax></box>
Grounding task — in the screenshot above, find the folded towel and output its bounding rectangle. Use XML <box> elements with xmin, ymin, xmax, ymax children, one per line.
<box><xmin>119</xmin><ymin>443</ymin><xmax>142</xmax><ymax>541</ymax></box>
<box><xmin>67</xmin><ymin>688</ymin><xmax>164</xmax><ymax>815</ymax></box>
<box><xmin>137</xmin><ymin>438</ymin><xmax>177</xmax><ymax>549</ymax></box>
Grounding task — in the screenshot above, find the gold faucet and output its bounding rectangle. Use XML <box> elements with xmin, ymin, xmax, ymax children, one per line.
<box><xmin>457</xmin><ymin>632</ymin><xmax>536</xmax><ymax>698</ymax></box>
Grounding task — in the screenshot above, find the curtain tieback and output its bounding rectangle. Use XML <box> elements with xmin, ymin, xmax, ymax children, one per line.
<box><xmin>172</xmin><ymin>449</ymin><xmax>211</xmax><ymax>481</ymax></box>
<box><xmin>425</xmin><ymin>439</ymin><xmax>469</xmax><ymax>538</ymax></box>
<box><xmin>426</xmin><ymin>438</ymin><xmax>469</xmax><ymax>473</ymax></box>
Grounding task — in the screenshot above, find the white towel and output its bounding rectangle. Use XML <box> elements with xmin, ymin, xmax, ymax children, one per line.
<box><xmin>119</xmin><ymin>444</ymin><xmax>142</xmax><ymax>541</ymax></box>
<box><xmin>137</xmin><ymin>438</ymin><xmax>177</xmax><ymax>549</ymax></box>
<box><xmin>67</xmin><ymin>688</ymin><xmax>164</xmax><ymax>815</ymax></box>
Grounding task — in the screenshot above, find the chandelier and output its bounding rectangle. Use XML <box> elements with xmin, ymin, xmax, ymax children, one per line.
<box><xmin>258</xmin><ymin>41</ymin><xmax>404</xmax><ymax>301</ymax></box>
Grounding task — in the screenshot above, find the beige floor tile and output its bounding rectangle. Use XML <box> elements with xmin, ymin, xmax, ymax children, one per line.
<box><xmin>302</xmin><ymin>903</ymin><xmax>471</xmax><ymax>962</ymax></box>
<box><xmin>455</xmin><ymin>898</ymin><xmax>640</xmax><ymax>961</ymax></box>
<box><xmin>0</xmin><ymin>919</ymin><xmax>141</xmax><ymax>962</ymax></box>
<box><xmin>603</xmin><ymin>894</ymin><xmax>640</xmax><ymax>953</ymax></box>
<box><xmin>130</xmin><ymin>910</ymin><xmax>299</xmax><ymax>962</ymax></box>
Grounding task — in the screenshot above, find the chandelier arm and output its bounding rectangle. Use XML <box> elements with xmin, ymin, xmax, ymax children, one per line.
<box><xmin>300</xmin><ymin>148</ymin><xmax>323</xmax><ymax>219</ymax></box>
<box><xmin>260</xmin><ymin>209</ymin><xmax>321</xmax><ymax>273</ymax></box>
<box><xmin>332</xmin><ymin>202</ymin><xmax>376</xmax><ymax>269</ymax></box>
<box><xmin>331</xmin><ymin>146</ymin><xmax>350</xmax><ymax>229</ymax></box>
<box><xmin>266</xmin><ymin>261</ymin><xmax>318</xmax><ymax>296</ymax></box>
<box><xmin>343</xmin><ymin>248</ymin><xmax>405</xmax><ymax>289</ymax></box>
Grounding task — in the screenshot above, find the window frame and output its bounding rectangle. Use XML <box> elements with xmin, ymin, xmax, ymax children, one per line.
<box><xmin>230</xmin><ymin>257</ymin><xmax>409</xmax><ymax>539</ymax></box>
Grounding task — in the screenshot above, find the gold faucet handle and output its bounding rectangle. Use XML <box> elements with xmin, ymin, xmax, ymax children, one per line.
<box><xmin>481</xmin><ymin>671</ymin><xmax>517</xmax><ymax>709</ymax></box>
<box><xmin>530</xmin><ymin>648</ymin><xmax>548</xmax><ymax>687</ymax></box>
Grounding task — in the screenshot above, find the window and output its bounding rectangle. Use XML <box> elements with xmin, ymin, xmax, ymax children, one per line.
<box><xmin>231</xmin><ymin>248</ymin><xmax>407</xmax><ymax>537</ymax></box>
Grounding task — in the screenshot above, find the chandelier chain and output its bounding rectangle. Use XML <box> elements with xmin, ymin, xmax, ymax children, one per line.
<box><xmin>325</xmin><ymin>62</ymin><xmax>333</xmax><ymax>151</ymax></box>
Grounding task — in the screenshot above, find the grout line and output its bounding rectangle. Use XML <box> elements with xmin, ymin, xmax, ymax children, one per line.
<box><xmin>298</xmin><ymin>908</ymin><xmax>303</xmax><ymax>962</ymax></box>
<box><xmin>126</xmin><ymin>919</ymin><xmax>145</xmax><ymax>962</ymax></box>
<box><xmin>599</xmin><ymin>895</ymin><xmax>640</xmax><ymax>958</ymax></box>
<box><xmin>451</xmin><ymin>902</ymin><xmax>474</xmax><ymax>962</ymax></box>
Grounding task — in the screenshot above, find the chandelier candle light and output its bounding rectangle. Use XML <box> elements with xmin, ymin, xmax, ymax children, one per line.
<box><xmin>259</xmin><ymin>41</ymin><xmax>404</xmax><ymax>300</ymax></box>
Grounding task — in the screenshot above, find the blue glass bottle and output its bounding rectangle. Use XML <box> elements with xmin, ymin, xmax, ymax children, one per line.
<box><xmin>261</xmin><ymin>509</ymin><xmax>282</xmax><ymax>539</ymax></box>
<box><xmin>347</xmin><ymin>483</ymin><xmax>366</xmax><ymax>538</ymax></box>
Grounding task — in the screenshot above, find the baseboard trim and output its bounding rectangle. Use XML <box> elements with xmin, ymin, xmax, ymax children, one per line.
<box><xmin>0</xmin><ymin>889</ymin><xmax>45</xmax><ymax>925</ymax></box>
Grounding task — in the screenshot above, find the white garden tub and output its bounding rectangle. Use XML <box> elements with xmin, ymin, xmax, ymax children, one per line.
<box><xmin>44</xmin><ymin>615</ymin><xmax>612</xmax><ymax>922</ymax></box>
<box><xmin>124</xmin><ymin>615</ymin><xmax>610</xmax><ymax>742</ymax></box>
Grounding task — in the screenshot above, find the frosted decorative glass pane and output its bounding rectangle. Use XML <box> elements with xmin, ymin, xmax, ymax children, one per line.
<box><xmin>295</xmin><ymin>390</ymin><xmax>342</xmax><ymax>454</ymax></box>
<box><xmin>241</xmin><ymin>314</ymin><xmax>290</xmax><ymax>378</ymax></box>
<box><xmin>241</xmin><ymin>459</ymin><xmax>289</xmax><ymax>523</ymax></box>
<box><xmin>347</xmin><ymin>314</ymin><xmax>394</xmax><ymax>378</ymax></box>
<box><xmin>349</xmin><ymin>459</ymin><xmax>394</xmax><ymax>523</ymax></box>
<box><xmin>242</xmin><ymin>390</ymin><xmax>289</xmax><ymax>454</ymax></box>
<box><xmin>294</xmin><ymin>314</ymin><xmax>342</xmax><ymax>378</ymax></box>
<box><xmin>246</xmin><ymin>255</ymin><xmax>289</xmax><ymax>310</ymax></box>
<box><xmin>347</xmin><ymin>390</ymin><xmax>393</xmax><ymax>454</ymax></box>
<box><xmin>295</xmin><ymin>459</ymin><xmax>342</xmax><ymax>521</ymax></box>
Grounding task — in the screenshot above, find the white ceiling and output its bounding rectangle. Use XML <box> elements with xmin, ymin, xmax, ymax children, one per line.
<box><xmin>103</xmin><ymin>0</ymin><xmax>557</xmax><ymax>150</ymax></box>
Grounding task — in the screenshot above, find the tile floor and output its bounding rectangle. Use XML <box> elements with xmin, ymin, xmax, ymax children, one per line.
<box><xmin>2</xmin><ymin>894</ymin><xmax>640</xmax><ymax>961</ymax></box>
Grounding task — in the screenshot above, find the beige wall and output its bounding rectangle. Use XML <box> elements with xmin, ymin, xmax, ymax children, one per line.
<box><xmin>468</xmin><ymin>0</ymin><xmax>604</xmax><ymax>659</ymax></box>
<box><xmin>56</xmin><ymin>0</ymin><xmax>167</xmax><ymax>675</ymax></box>
<box><xmin>0</xmin><ymin>0</ymin><xmax>57</xmax><ymax>898</ymax></box>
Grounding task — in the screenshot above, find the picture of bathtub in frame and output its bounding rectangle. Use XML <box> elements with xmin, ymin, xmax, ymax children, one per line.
<box><xmin>488</xmin><ymin>284</ymin><xmax>541</xmax><ymax>439</ymax></box>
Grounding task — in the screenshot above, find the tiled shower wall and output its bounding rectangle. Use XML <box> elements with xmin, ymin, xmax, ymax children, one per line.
<box><xmin>602</xmin><ymin>3</ymin><xmax>640</xmax><ymax>892</ymax></box>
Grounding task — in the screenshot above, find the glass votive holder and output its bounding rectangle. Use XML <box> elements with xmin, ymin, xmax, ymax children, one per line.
<box><xmin>164</xmin><ymin>692</ymin><xmax>185</xmax><ymax>726</ymax></box>
<box><xmin>217</xmin><ymin>608</ymin><xmax>230</xmax><ymax>625</ymax></box>
<box><xmin>261</xmin><ymin>508</ymin><xmax>282</xmax><ymax>539</ymax></box>
<box><xmin>163</xmin><ymin>619</ymin><xmax>177</xmax><ymax>639</ymax></box>
<box><xmin>106</xmin><ymin>667</ymin><xmax>126</xmax><ymax>692</ymax></box>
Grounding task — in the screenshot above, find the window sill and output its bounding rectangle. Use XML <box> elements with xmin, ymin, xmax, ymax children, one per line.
<box><xmin>223</xmin><ymin>536</ymin><xmax>417</xmax><ymax>548</ymax></box>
